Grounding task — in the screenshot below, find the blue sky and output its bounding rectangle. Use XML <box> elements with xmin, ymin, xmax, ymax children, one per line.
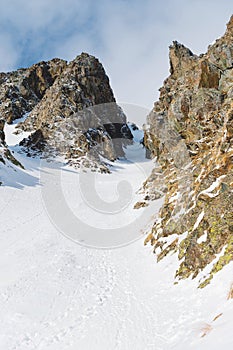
<box><xmin>0</xmin><ymin>0</ymin><xmax>232</xmax><ymax>108</ymax></box>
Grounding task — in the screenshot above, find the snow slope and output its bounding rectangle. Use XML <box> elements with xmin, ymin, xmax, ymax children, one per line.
<box><xmin>1</xmin><ymin>121</ymin><xmax>233</xmax><ymax>349</ymax></box>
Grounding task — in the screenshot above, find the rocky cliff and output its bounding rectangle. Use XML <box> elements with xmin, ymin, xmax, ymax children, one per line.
<box><xmin>0</xmin><ymin>53</ymin><xmax>132</xmax><ymax>175</ymax></box>
<box><xmin>0</xmin><ymin>58</ymin><xmax>66</xmax><ymax>124</ymax></box>
<box><xmin>18</xmin><ymin>53</ymin><xmax>132</xmax><ymax>168</ymax></box>
<box><xmin>144</xmin><ymin>16</ymin><xmax>233</xmax><ymax>287</ymax></box>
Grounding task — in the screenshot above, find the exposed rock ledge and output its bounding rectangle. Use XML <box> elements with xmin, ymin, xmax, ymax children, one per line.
<box><xmin>144</xmin><ymin>16</ymin><xmax>233</xmax><ymax>287</ymax></box>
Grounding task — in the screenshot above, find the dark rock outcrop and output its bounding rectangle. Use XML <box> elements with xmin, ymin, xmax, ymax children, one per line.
<box><xmin>144</xmin><ymin>16</ymin><xmax>233</xmax><ymax>287</ymax></box>
<box><xmin>0</xmin><ymin>120</ymin><xmax>5</xmax><ymax>144</ymax></box>
<box><xmin>17</xmin><ymin>53</ymin><xmax>132</xmax><ymax>169</ymax></box>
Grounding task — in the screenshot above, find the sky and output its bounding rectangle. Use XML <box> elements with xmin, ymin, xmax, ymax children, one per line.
<box><xmin>0</xmin><ymin>0</ymin><xmax>232</xmax><ymax>109</ymax></box>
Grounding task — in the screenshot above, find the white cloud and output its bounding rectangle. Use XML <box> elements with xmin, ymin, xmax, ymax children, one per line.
<box><xmin>0</xmin><ymin>0</ymin><xmax>232</xmax><ymax>109</ymax></box>
<box><xmin>0</xmin><ymin>34</ymin><xmax>19</xmax><ymax>71</ymax></box>
<box><xmin>94</xmin><ymin>0</ymin><xmax>233</xmax><ymax>108</ymax></box>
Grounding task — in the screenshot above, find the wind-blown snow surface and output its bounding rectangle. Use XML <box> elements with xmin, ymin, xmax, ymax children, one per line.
<box><xmin>1</xmin><ymin>122</ymin><xmax>233</xmax><ymax>349</ymax></box>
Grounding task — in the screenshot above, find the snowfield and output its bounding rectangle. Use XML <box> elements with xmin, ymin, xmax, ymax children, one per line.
<box><xmin>1</xmin><ymin>121</ymin><xmax>233</xmax><ymax>349</ymax></box>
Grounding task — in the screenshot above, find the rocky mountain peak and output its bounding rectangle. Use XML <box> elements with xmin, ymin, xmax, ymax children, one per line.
<box><xmin>0</xmin><ymin>53</ymin><xmax>132</xmax><ymax>174</ymax></box>
<box><xmin>226</xmin><ymin>14</ymin><xmax>233</xmax><ymax>35</ymax></box>
<box><xmin>169</xmin><ymin>41</ymin><xmax>197</xmax><ymax>76</ymax></box>
<box><xmin>206</xmin><ymin>17</ymin><xmax>233</xmax><ymax>71</ymax></box>
<box><xmin>0</xmin><ymin>58</ymin><xmax>67</xmax><ymax>124</ymax></box>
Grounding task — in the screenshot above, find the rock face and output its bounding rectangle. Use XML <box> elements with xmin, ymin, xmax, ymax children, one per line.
<box><xmin>17</xmin><ymin>53</ymin><xmax>132</xmax><ymax>169</ymax></box>
<box><xmin>0</xmin><ymin>53</ymin><xmax>132</xmax><ymax>173</ymax></box>
<box><xmin>0</xmin><ymin>59</ymin><xmax>66</xmax><ymax>124</ymax></box>
<box><xmin>144</xmin><ymin>16</ymin><xmax>233</xmax><ymax>287</ymax></box>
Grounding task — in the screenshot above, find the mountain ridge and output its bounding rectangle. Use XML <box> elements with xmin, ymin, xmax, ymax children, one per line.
<box><xmin>0</xmin><ymin>53</ymin><xmax>133</xmax><ymax>183</ymax></box>
<box><xmin>143</xmin><ymin>15</ymin><xmax>233</xmax><ymax>287</ymax></box>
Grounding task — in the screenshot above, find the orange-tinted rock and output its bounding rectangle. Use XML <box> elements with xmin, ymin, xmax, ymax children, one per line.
<box><xmin>144</xmin><ymin>16</ymin><xmax>233</xmax><ymax>287</ymax></box>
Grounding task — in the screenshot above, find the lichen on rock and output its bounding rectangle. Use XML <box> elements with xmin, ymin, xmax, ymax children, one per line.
<box><xmin>144</xmin><ymin>15</ymin><xmax>233</xmax><ymax>287</ymax></box>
